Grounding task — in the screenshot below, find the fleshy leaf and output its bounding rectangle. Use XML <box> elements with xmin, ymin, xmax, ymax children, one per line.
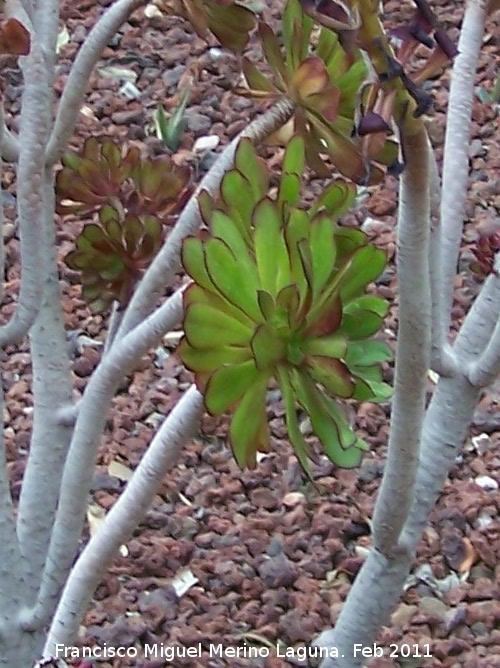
<box><xmin>205</xmin><ymin>360</ymin><xmax>262</xmax><ymax>415</ymax></box>
<box><xmin>229</xmin><ymin>375</ymin><xmax>270</xmax><ymax>467</ymax></box>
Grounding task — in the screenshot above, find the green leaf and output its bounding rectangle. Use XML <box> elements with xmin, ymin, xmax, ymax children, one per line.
<box><xmin>278</xmin><ymin>173</ymin><xmax>301</xmax><ymax>210</ymax></box>
<box><xmin>257</xmin><ymin>290</ymin><xmax>276</xmax><ymax>322</ymax></box>
<box><xmin>154</xmin><ymin>103</ymin><xmax>170</xmax><ymax>145</ymax></box>
<box><xmin>310</xmin><ymin>214</ymin><xmax>336</xmax><ymax>297</ymax></box>
<box><xmin>205</xmin><ymin>360</ymin><xmax>262</xmax><ymax>415</ymax></box>
<box><xmin>242</xmin><ymin>57</ymin><xmax>278</xmax><ymax>94</ymax></box>
<box><xmin>251</xmin><ymin>324</ymin><xmax>286</xmax><ymax>370</ymax></box>
<box><xmin>283</xmin><ymin>134</ymin><xmax>306</xmax><ymax>176</ymax></box>
<box><xmin>182</xmin><ymin>237</ymin><xmax>220</xmax><ymax>294</ymax></box>
<box><xmin>277</xmin><ymin>366</ymin><xmax>312</xmax><ymax>475</ymax></box>
<box><xmin>234</xmin><ymin>138</ymin><xmax>269</xmax><ymax>200</ymax></box>
<box><xmin>198</xmin><ymin>189</ymin><xmax>215</xmax><ymax>226</ymax></box>
<box><xmin>334</xmin><ymin>227</ymin><xmax>368</xmax><ymax>261</ymax></box>
<box><xmin>345</xmin><ymin>339</ymin><xmax>393</xmax><ymax>366</ymax></box>
<box><xmin>310</xmin><ymin>179</ymin><xmax>356</xmax><ymax>219</ymax></box>
<box><xmin>210</xmin><ymin>209</ymin><xmax>256</xmax><ymax>275</ymax></box>
<box><xmin>284</xmin><ymin>208</ymin><xmax>310</xmax><ymax>305</ymax></box>
<box><xmin>308</xmin><ymin>114</ymin><xmax>367</xmax><ymax>184</ymax></box>
<box><xmin>305</xmin><ymin>356</ymin><xmax>354</xmax><ymax>398</ymax></box>
<box><xmin>301</xmin><ymin>333</ymin><xmax>347</xmax><ymax>359</ymax></box>
<box><xmin>336</xmin><ymin>59</ymin><xmax>368</xmax><ymax>102</ymax></box>
<box><xmin>204</xmin><ymin>238</ymin><xmax>262</xmax><ymax>322</ymax></box>
<box><xmin>253</xmin><ymin>198</ymin><xmax>290</xmax><ymax>296</ymax></box>
<box><xmin>259</xmin><ymin>21</ymin><xmax>287</xmax><ymax>83</ymax></box>
<box><xmin>184</xmin><ymin>302</ymin><xmax>253</xmax><ymax>349</ymax></box>
<box><xmin>292</xmin><ymin>370</ymin><xmax>366</xmax><ymax>467</ymax></box>
<box><xmin>282</xmin><ymin>0</ymin><xmax>313</xmax><ymax>74</ymax></box>
<box><xmin>340</xmin><ymin>309</ymin><xmax>384</xmax><ymax>340</ymax></box>
<box><xmin>220</xmin><ymin>170</ymin><xmax>256</xmax><ymax>235</ymax></box>
<box><xmin>229</xmin><ymin>375</ymin><xmax>270</xmax><ymax>467</ymax></box>
<box><xmin>276</xmin><ymin>284</ymin><xmax>301</xmax><ymax>325</ymax></box>
<box><xmin>315</xmin><ymin>26</ymin><xmax>339</xmax><ymax>63</ymax></box>
<box><xmin>179</xmin><ymin>339</ymin><xmax>252</xmax><ymax>373</ymax></box>
<box><xmin>352</xmin><ymin>377</ymin><xmax>392</xmax><ymax>403</ymax></box>
<box><xmin>339</xmin><ymin>247</ymin><xmax>387</xmax><ymax>302</ymax></box>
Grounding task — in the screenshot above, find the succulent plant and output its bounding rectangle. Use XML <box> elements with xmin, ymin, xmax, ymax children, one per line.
<box><xmin>56</xmin><ymin>138</ymin><xmax>191</xmax><ymax>220</ymax></box>
<box><xmin>65</xmin><ymin>206</ymin><xmax>165</xmax><ymax>312</ymax></box>
<box><xmin>238</xmin><ymin>0</ymin><xmax>399</xmax><ymax>184</ymax></box>
<box><xmin>152</xmin><ymin>0</ymin><xmax>256</xmax><ymax>53</ymax></box>
<box><xmin>179</xmin><ymin>136</ymin><xmax>392</xmax><ymax>471</ymax></box>
<box><xmin>301</xmin><ymin>0</ymin><xmax>457</xmax><ymax>124</ymax></box>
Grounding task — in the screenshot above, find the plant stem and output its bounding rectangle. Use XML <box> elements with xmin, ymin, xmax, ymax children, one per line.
<box><xmin>45</xmin><ymin>0</ymin><xmax>147</xmax><ymax>166</ymax></box>
<box><xmin>372</xmin><ymin>122</ymin><xmax>431</xmax><ymax>552</ymax></box>
<box><xmin>43</xmin><ymin>386</ymin><xmax>204</xmax><ymax>652</ymax></box>
<box><xmin>0</xmin><ymin>36</ymin><xmax>50</xmax><ymax>347</ymax></box>
<box><xmin>25</xmin><ymin>288</ymin><xmax>184</xmax><ymax>629</ymax></box>
<box><xmin>440</xmin><ymin>0</ymin><xmax>488</xmax><ymax>334</ymax></box>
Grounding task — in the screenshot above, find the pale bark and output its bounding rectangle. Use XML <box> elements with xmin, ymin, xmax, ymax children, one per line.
<box><xmin>17</xmin><ymin>173</ymin><xmax>74</xmax><ymax>607</ymax></box>
<box><xmin>314</xmin><ymin>3</ymin><xmax>490</xmax><ymax>665</ymax></box>
<box><xmin>43</xmin><ymin>386</ymin><xmax>204</xmax><ymax>653</ymax></box>
<box><xmin>427</xmin><ymin>145</ymin><xmax>456</xmax><ymax>376</ymax></box>
<box><xmin>1</xmin><ymin>126</ymin><xmax>19</xmax><ymax>162</ymax></box>
<box><xmin>0</xmin><ymin>114</ymin><xmax>4</xmax><ymax>305</ymax></box>
<box><xmin>45</xmin><ymin>0</ymin><xmax>147</xmax><ymax>166</ymax></box>
<box><xmin>466</xmin><ymin>265</ymin><xmax>500</xmax><ymax>386</ymax></box>
<box><xmin>24</xmin><ymin>288</ymin><xmax>184</xmax><ymax>629</ymax></box>
<box><xmin>372</xmin><ymin>124</ymin><xmax>431</xmax><ymax>552</ymax></box>
<box><xmin>0</xmin><ymin>366</ymin><xmax>26</xmax><ymax>618</ymax></box>
<box><xmin>33</xmin><ymin>0</ymin><xmax>60</xmax><ymax>70</ymax></box>
<box><xmin>0</xmin><ymin>37</ymin><xmax>50</xmax><ymax>346</ymax></box>
<box><xmin>315</xmin><ymin>373</ymin><xmax>481</xmax><ymax>668</ymax></box>
<box><xmin>440</xmin><ymin>0</ymin><xmax>488</xmax><ymax>334</ymax></box>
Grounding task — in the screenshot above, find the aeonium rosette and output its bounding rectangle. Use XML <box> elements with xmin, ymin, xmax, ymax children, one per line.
<box><xmin>179</xmin><ymin>136</ymin><xmax>392</xmax><ymax>472</ymax></box>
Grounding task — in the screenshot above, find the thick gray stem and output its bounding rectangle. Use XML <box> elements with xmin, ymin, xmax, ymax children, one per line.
<box><xmin>25</xmin><ymin>290</ymin><xmax>183</xmax><ymax>629</ymax></box>
<box><xmin>45</xmin><ymin>0</ymin><xmax>146</xmax><ymax>166</ymax></box>
<box><xmin>16</xmin><ymin>173</ymin><xmax>74</xmax><ymax>609</ymax></box>
<box><xmin>44</xmin><ymin>386</ymin><xmax>203</xmax><ymax>653</ymax></box>
<box><xmin>372</xmin><ymin>125</ymin><xmax>431</xmax><ymax>552</ymax></box>
<box><xmin>0</xmin><ymin>39</ymin><xmax>50</xmax><ymax>346</ymax></box>
<box><xmin>315</xmin><ymin>373</ymin><xmax>480</xmax><ymax>668</ymax></box>
<box><xmin>440</xmin><ymin>0</ymin><xmax>487</xmax><ymax>334</ymax></box>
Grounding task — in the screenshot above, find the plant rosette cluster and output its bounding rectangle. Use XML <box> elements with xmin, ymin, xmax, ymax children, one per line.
<box><xmin>65</xmin><ymin>206</ymin><xmax>165</xmax><ymax>311</ymax></box>
<box><xmin>57</xmin><ymin>139</ymin><xmax>191</xmax><ymax>311</ymax></box>
<box><xmin>239</xmin><ymin>0</ymin><xmax>399</xmax><ymax>184</ymax></box>
<box><xmin>57</xmin><ymin>137</ymin><xmax>191</xmax><ymax>220</ymax></box>
<box><xmin>179</xmin><ymin>136</ymin><xmax>392</xmax><ymax>472</ymax></box>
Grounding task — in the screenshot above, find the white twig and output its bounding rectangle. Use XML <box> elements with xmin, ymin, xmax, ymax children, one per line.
<box><xmin>427</xmin><ymin>141</ymin><xmax>456</xmax><ymax>376</ymax></box>
<box><xmin>0</xmin><ymin>38</ymin><xmax>50</xmax><ymax>347</ymax></box>
<box><xmin>24</xmin><ymin>289</ymin><xmax>184</xmax><ymax>628</ymax></box>
<box><xmin>465</xmin><ymin>258</ymin><xmax>500</xmax><ymax>387</ymax></box>
<box><xmin>440</xmin><ymin>0</ymin><xmax>488</xmax><ymax>334</ymax></box>
<box><xmin>371</xmin><ymin>123</ymin><xmax>432</xmax><ymax>553</ymax></box>
<box><xmin>1</xmin><ymin>126</ymin><xmax>19</xmax><ymax>162</ymax></box>
<box><xmin>42</xmin><ymin>386</ymin><xmax>203</xmax><ymax>651</ymax></box>
<box><xmin>103</xmin><ymin>301</ymin><xmax>123</xmax><ymax>355</ymax></box>
<box><xmin>45</xmin><ymin>0</ymin><xmax>146</xmax><ymax>166</ymax></box>
<box><xmin>33</xmin><ymin>0</ymin><xmax>60</xmax><ymax>70</ymax></box>
<box><xmin>468</xmin><ymin>318</ymin><xmax>500</xmax><ymax>387</ymax></box>
<box><xmin>0</xmin><ymin>353</ymin><xmax>25</xmax><ymax>615</ymax></box>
